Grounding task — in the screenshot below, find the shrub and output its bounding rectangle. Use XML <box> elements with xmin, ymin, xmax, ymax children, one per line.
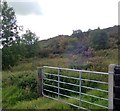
<box><xmin>2</xmin><ymin>70</ymin><xmax>39</xmax><ymax>108</ymax></box>
<box><xmin>90</xmin><ymin>29</ymin><xmax>108</xmax><ymax>50</ymax></box>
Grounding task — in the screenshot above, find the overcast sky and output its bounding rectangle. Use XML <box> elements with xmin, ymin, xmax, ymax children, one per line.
<box><xmin>7</xmin><ymin>0</ymin><xmax>119</xmax><ymax>40</ymax></box>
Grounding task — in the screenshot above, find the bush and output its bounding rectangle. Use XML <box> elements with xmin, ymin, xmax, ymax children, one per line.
<box><xmin>3</xmin><ymin>71</ymin><xmax>38</xmax><ymax>92</ymax></box>
<box><xmin>2</xmin><ymin>70</ymin><xmax>39</xmax><ymax>108</ymax></box>
<box><xmin>2</xmin><ymin>46</ymin><xmax>19</xmax><ymax>70</ymax></box>
<box><xmin>90</xmin><ymin>29</ymin><xmax>108</xmax><ymax>50</ymax></box>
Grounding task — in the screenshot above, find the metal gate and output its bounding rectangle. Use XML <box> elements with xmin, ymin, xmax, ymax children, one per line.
<box><xmin>42</xmin><ymin>66</ymin><xmax>109</xmax><ymax>110</ymax></box>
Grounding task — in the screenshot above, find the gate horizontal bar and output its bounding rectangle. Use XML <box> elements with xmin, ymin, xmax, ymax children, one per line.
<box><xmin>43</xmin><ymin>66</ymin><xmax>109</xmax><ymax>75</ymax></box>
<box><xmin>44</xmin><ymin>72</ymin><xmax>79</xmax><ymax>80</ymax></box>
<box><xmin>81</xmin><ymin>86</ymin><xmax>108</xmax><ymax>93</ymax></box>
<box><xmin>81</xmin><ymin>99</ymin><xmax>108</xmax><ymax>109</ymax></box>
<box><xmin>81</xmin><ymin>92</ymin><xmax>108</xmax><ymax>101</ymax></box>
<box><xmin>43</xmin><ymin>83</ymin><xmax>58</xmax><ymax>89</ymax></box>
<box><xmin>43</xmin><ymin>72</ymin><xmax>58</xmax><ymax>77</ymax></box>
<box><xmin>81</xmin><ymin>78</ymin><xmax>108</xmax><ymax>84</ymax></box>
<box><xmin>44</xmin><ymin>78</ymin><xmax>58</xmax><ymax>83</ymax></box>
<box><xmin>44</xmin><ymin>88</ymin><xmax>58</xmax><ymax>95</ymax></box>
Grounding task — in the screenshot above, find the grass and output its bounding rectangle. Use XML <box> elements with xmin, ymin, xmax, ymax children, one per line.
<box><xmin>3</xmin><ymin>86</ymin><xmax>25</xmax><ymax>108</ymax></box>
<box><xmin>12</xmin><ymin>97</ymin><xmax>71</xmax><ymax>109</ymax></box>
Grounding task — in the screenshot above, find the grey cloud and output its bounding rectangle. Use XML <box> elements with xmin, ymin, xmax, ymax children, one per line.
<box><xmin>7</xmin><ymin>0</ymin><xmax>42</xmax><ymax>15</ymax></box>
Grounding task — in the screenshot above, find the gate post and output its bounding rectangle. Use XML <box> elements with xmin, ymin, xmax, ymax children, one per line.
<box><xmin>114</xmin><ymin>65</ymin><xmax>120</xmax><ymax>110</ymax></box>
<box><xmin>108</xmin><ymin>64</ymin><xmax>115</xmax><ymax>110</ymax></box>
<box><xmin>37</xmin><ymin>68</ymin><xmax>43</xmax><ymax>97</ymax></box>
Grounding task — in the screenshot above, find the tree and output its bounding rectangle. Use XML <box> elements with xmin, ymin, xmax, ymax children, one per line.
<box><xmin>21</xmin><ymin>29</ymin><xmax>39</xmax><ymax>58</ymax></box>
<box><xmin>71</xmin><ymin>29</ymin><xmax>84</xmax><ymax>38</ymax></box>
<box><xmin>90</xmin><ymin>29</ymin><xmax>108</xmax><ymax>50</ymax></box>
<box><xmin>1</xmin><ymin>1</ymin><xmax>21</xmax><ymax>47</ymax></box>
<box><xmin>22</xmin><ymin>29</ymin><xmax>38</xmax><ymax>45</ymax></box>
<box><xmin>1</xmin><ymin>1</ymin><xmax>22</xmax><ymax>69</ymax></box>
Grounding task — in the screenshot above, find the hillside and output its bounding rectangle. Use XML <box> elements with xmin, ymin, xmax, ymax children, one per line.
<box><xmin>39</xmin><ymin>25</ymin><xmax>118</xmax><ymax>55</ymax></box>
<box><xmin>31</xmin><ymin>25</ymin><xmax>118</xmax><ymax>73</ymax></box>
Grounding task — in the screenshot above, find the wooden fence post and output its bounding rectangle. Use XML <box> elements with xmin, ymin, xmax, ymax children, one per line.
<box><xmin>37</xmin><ymin>68</ymin><xmax>43</xmax><ymax>97</ymax></box>
<box><xmin>108</xmin><ymin>64</ymin><xmax>115</xmax><ymax>110</ymax></box>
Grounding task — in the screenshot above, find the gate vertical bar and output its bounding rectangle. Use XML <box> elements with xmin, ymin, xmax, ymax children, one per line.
<box><xmin>58</xmin><ymin>67</ymin><xmax>60</xmax><ymax>99</ymax></box>
<box><xmin>79</xmin><ymin>71</ymin><xmax>82</xmax><ymax>107</ymax></box>
<box><xmin>41</xmin><ymin>67</ymin><xmax>44</xmax><ymax>96</ymax></box>
<box><xmin>108</xmin><ymin>64</ymin><xmax>115</xmax><ymax>109</ymax></box>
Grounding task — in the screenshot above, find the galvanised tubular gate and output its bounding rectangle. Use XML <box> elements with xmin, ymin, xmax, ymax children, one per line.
<box><xmin>39</xmin><ymin>65</ymin><xmax>112</xmax><ymax>110</ymax></box>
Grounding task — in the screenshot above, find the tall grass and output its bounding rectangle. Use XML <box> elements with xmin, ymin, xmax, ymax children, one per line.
<box><xmin>11</xmin><ymin>57</ymin><xmax>69</xmax><ymax>72</ymax></box>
